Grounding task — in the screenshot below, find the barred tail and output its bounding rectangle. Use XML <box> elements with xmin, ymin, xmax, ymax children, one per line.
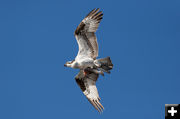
<box><xmin>95</xmin><ymin>57</ymin><xmax>113</xmax><ymax>74</ymax></box>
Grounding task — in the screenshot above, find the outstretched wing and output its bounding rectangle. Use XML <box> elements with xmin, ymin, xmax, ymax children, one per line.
<box><xmin>75</xmin><ymin>70</ymin><xmax>104</xmax><ymax>112</ymax></box>
<box><xmin>74</xmin><ymin>8</ymin><xmax>103</xmax><ymax>60</ymax></box>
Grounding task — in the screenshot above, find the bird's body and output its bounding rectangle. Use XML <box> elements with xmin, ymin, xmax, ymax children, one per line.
<box><xmin>73</xmin><ymin>57</ymin><xmax>94</xmax><ymax>69</ymax></box>
<box><xmin>64</xmin><ymin>8</ymin><xmax>113</xmax><ymax>112</ymax></box>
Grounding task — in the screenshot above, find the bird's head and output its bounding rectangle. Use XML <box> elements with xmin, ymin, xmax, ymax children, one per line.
<box><xmin>64</xmin><ymin>60</ymin><xmax>75</xmax><ymax>67</ymax></box>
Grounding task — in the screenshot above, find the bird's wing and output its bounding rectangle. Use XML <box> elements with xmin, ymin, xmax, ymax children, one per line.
<box><xmin>75</xmin><ymin>70</ymin><xmax>104</xmax><ymax>112</ymax></box>
<box><xmin>74</xmin><ymin>8</ymin><xmax>103</xmax><ymax>60</ymax></box>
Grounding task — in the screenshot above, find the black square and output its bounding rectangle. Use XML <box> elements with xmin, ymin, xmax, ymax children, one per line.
<box><xmin>165</xmin><ymin>104</ymin><xmax>180</xmax><ymax>119</ymax></box>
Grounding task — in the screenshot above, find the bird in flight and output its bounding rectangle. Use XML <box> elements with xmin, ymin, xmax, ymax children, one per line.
<box><xmin>64</xmin><ymin>8</ymin><xmax>113</xmax><ymax>112</ymax></box>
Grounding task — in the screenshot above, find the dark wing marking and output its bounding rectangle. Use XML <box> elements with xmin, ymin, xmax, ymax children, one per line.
<box><xmin>74</xmin><ymin>8</ymin><xmax>103</xmax><ymax>59</ymax></box>
<box><xmin>75</xmin><ymin>70</ymin><xmax>104</xmax><ymax>112</ymax></box>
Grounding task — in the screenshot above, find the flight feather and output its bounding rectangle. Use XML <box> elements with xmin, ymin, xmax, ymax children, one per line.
<box><xmin>74</xmin><ymin>8</ymin><xmax>103</xmax><ymax>60</ymax></box>
<box><xmin>75</xmin><ymin>70</ymin><xmax>104</xmax><ymax>112</ymax></box>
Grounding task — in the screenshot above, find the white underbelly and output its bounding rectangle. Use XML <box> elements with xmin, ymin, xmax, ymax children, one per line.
<box><xmin>77</xmin><ymin>58</ymin><xmax>94</xmax><ymax>69</ymax></box>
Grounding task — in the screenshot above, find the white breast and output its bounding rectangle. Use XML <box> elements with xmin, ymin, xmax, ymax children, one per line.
<box><xmin>76</xmin><ymin>57</ymin><xmax>94</xmax><ymax>69</ymax></box>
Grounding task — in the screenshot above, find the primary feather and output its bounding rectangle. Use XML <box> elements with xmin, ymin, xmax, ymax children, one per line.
<box><xmin>75</xmin><ymin>8</ymin><xmax>103</xmax><ymax>60</ymax></box>
<box><xmin>75</xmin><ymin>70</ymin><xmax>104</xmax><ymax>112</ymax></box>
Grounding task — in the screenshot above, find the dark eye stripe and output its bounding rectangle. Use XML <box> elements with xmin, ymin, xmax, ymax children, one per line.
<box><xmin>71</xmin><ymin>60</ymin><xmax>75</xmax><ymax>63</ymax></box>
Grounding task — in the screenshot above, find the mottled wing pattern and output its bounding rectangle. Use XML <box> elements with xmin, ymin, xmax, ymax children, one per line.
<box><xmin>75</xmin><ymin>70</ymin><xmax>104</xmax><ymax>112</ymax></box>
<box><xmin>74</xmin><ymin>8</ymin><xmax>103</xmax><ymax>60</ymax></box>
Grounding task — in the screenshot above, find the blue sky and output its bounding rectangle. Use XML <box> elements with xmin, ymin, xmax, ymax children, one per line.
<box><xmin>0</xmin><ymin>0</ymin><xmax>180</xmax><ymax>118</ymax></box>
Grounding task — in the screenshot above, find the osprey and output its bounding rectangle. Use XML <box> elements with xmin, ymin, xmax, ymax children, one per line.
<box><xmin>64</xmin><ymin>8</ymin><xmax>113</xmax><ymax>112</ymax></box>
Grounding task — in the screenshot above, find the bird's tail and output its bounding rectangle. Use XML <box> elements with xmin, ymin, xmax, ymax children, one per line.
<box><xmin>94</xmin><ymin>57</ymin><xmax>113</xmax><ymax>74</ymax></box>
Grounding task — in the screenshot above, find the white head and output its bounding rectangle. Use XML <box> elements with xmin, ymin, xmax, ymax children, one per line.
<box><xmin>64</xmin><ymin>60</ymin><xmax>78</xmax><ymax>68</ymax></box>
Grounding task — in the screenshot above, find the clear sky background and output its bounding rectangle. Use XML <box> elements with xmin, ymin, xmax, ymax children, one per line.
<box><xmin>0</xmin><ymin>0</ymin><xmax>180</xmax><ymax>118</ymax></box>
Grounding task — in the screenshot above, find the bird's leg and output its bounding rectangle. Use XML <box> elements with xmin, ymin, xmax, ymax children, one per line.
<box><xmin>90</xmin><ymin>68</ymin><xmax>104</xmax><ymax>76</ymax></box>
<box><xmin>84</xmin><ymin>67</ymin><xmax>104</xmax><ymax>76</ymax></box>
